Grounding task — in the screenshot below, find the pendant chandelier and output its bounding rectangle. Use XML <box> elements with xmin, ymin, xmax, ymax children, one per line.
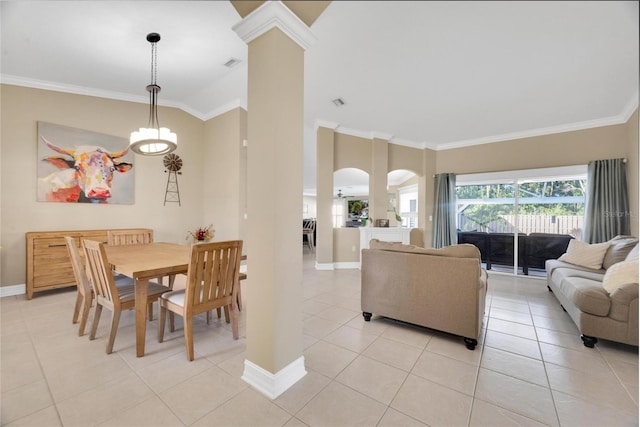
<box><xmin>130</xmin><ymin>33</ymin><xmax>177</xmax><ymax>156</ymax></box>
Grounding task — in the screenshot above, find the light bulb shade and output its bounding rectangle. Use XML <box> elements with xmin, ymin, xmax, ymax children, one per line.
<box><xmin>129</xmin><ymin>127</ymin><xmax>177</xmax><ymax>155</ymax></box>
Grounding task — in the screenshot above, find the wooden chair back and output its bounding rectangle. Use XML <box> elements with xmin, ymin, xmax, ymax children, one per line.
<box><xmin>65</xmin><ymin>236</ymin><xmax>91</xmax><ymax>300</ymax></box>
<box><xmin>185</xmin><ymin>240</ymin><xmax>243</xmax><ymax>317</ymax></box>
<box><xmin>83</xmin><ymin>239</ymin><xmax>120</xmax><ymax>310</ymax></box>
<box><xmin>107</xmin><ymin>229</ymin><xmax>153</xmax><ymax>246</ymax></box>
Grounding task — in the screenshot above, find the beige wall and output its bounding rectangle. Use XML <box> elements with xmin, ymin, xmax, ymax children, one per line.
<box><xmin>319</xmin><ymin>129</ymin><xmax>430</xmax><ymax>262</ymax></box>
<box><xmin>203</xmin><ymin>108</ymin><xmax>248</xmax><ymax>243</ymax></box>
<box><xmin>333</xmin><ymin>228</ymin><xmax>360</xmax><ymax>263</ymax></box>
<box><xmin>1</xmin><ymin>84</ymin><xmax>205</xmax><ymax>287</ymax></box>
<box><xmin>436</xmin><ymin>119</ymin><xmax>633</xmax><ymax>175</ymax></box>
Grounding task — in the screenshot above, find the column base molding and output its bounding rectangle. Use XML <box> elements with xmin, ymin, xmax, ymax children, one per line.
<box><xmin>242</xmin><ymin>356</ymin><xmax>307</xmax><ymax>400</ymax></box>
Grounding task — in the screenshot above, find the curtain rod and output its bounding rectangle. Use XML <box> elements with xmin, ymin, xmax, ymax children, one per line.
<box><xmin>432</xmin><ymin>159</ymin><xmax>628</xmax><ymax>178</ymax></box>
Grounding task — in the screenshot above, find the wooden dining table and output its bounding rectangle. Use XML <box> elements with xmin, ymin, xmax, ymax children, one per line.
<box><xmin>104</xmin><ymin>242</ymin><xmax>190</xmax><ymax>357</ymax></box>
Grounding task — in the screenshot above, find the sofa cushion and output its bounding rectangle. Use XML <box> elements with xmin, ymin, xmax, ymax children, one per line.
<box><xmin>603</xmin><ymin>259</ymin><xmax>639</xmax><ymax>293</ymax></box>
<box><xmin>545</xmin><ymin>259</ymin><xmax>605</xmax><ymax>277</ymax></box>
<box><xmin>603</xmin><ymin>236</ymin><xmax>639</xmax><ymax>269</ymax></box>
<box><xmin>550</xmin><ymin>264</ymin><xmax>606</xmax><ymax>286</ymax></box>
<box><xmin>559</xmin><ymin>276</ymin><xmax>611</xmax><ymax>317</ymax></box>
<box><xmin>559</xmin><ymin>240</ymin><xmax>611</xmax><ymax>270</ymax></box>
<box><xmin>625</xmin><ymin>243</ymin><xmax>639</xmax><ymax>261</ymax></box>
<box><xmin>369</xmin><ymin>239</ymin><xmax>481</xmax><ymax>260</ymax></box>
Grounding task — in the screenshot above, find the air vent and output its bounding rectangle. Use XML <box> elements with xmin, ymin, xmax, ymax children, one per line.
<box><xmin>332</xmin><ymin>97</ymin><xmax>346</xmax><ymax>107</ymax></box>
<box><xmin>224</xmin><ymin>58</ymin><xmax>241</xmax><ymax>68</ymax></box>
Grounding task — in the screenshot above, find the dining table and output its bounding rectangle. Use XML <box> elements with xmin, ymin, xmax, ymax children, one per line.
<box><xmin>104</xmin><ymin>242</ymin><xmax>190</xmax><ymax>357</ymax></box>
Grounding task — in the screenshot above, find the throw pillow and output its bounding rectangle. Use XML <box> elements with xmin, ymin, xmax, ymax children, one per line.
<box><xmin>602</xmin><ymin>235</ymin><xmax>639</xmax><ymax>269</ymax></box>
<box><xmin>625</xmin><ymin>243</ymin><xmax>639</xmax><ymax>261</ymax></box>
<box><xmin>558</xmin><ymin>240</ymin><xmax>611</xmax><ymax>270</ymax></box>
<box><xmin>602</xmin><ymin>259</ymin><xmax>639</xmax><ymax>293</ymax></box>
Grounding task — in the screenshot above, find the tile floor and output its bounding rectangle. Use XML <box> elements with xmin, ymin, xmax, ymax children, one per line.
<box><xmin>1</xmin><ymin>253</ymin><xmax>638</xmax><ymax>426</ymax></box>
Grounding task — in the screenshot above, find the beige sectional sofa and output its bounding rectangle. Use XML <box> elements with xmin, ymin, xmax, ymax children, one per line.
<box><xmin>546</xmin><ymin>235</ymin><xmax>639</xmax><ymax>348</ymax></box>
<box><xmin>361</xmin><ymin>240</ymin><xmax>487</xmax><ymax>350</ymax></box>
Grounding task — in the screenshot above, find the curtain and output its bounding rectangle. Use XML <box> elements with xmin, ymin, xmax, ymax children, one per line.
<box><xmin>432</xmin><ymin>173</ymin><xmax>456</xmax><ymax>248</ymax></box>
<box><xmin>583</xmin><ymin>158</ymin><xmax>630</xmax><ymax>243</ymax></box>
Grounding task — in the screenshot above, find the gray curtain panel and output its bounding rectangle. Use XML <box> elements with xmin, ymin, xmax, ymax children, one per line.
<box><xmin>432</xmin><ymin>173</ymin><xmax>457</xmax><ymax>248</ymax></box>
<box><xmin>583</xmin><ymin>158</ymin><xmax>630</xmax><ymax>243</ymax></box>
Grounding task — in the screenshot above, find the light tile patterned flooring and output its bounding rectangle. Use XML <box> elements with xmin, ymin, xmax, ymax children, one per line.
<box><xmin>1</xmin><ymin>253</ymin><xmax>638</xmax><ymax>426</ymax></box>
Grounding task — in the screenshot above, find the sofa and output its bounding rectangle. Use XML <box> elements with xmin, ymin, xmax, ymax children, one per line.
<box><xmin>546</xmin><ymin>235</ymin><xmax>639</xmax><ymax>348</ymax></box>
<box><xmin>457</xmin><ymin>231</ymin><xmax>573</xmax><ymax>274</ymax></box>
<box><xmin>361</xmin><ymin>239</ymin><xmax>487</xmax><ymax>350</ymax></box>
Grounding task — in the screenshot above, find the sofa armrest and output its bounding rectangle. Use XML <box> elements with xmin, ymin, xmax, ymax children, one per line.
<box><xmin>609</xmin><ymin>283</ymin><xmax>639</xmax><ymax>321</ymax></box>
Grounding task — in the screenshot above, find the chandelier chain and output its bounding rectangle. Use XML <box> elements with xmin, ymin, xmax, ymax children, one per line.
<box><xmin>150</xmin><ymin>42</ymin><xmax>158</xmax><ymax>86</ymax></box>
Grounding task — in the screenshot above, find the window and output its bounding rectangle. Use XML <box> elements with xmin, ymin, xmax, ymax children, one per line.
<box><xmin>399</xmin><ymin>185</ymin><xmax>418</xmax><ymax>228</ymax></box>
<box><xmin>332</xmin><ymin>199</ymin><xmax>345</xmax><ymax>228</ymax></box>
<box><xmin>456</xmin><ymin>165</ymin><xmax>587</xmax><ymax>276</ymax></box>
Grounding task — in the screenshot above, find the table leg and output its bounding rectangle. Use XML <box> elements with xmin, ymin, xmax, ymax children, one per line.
<box><xmin>135</xmin><ymin>278</ymin><xmax>149</xmax><ymax>357</ymax></box>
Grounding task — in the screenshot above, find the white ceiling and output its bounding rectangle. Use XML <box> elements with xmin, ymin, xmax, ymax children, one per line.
<box><xmin>2</xmin><ymin>1</ymin><xmax>638</xmax><ymax>196</ymax></box>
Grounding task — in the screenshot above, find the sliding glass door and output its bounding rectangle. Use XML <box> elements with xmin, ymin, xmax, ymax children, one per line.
<box><xmin>456</xmin><ymin>167</ymin><xmax>586</xmax><ymax>276</ymax></box>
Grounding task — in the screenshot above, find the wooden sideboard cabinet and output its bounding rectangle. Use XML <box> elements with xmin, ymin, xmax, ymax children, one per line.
<box><xmin>25</xmin><ymin>228</ymin><xmax>152</xmax><ymax>299</ymax></box>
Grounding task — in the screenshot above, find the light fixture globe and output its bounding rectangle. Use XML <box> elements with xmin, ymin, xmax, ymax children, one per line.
<box><xmin>130</xmin><ymin>33</ymin><xmax>177</xmax><ymax>156</ymax></box>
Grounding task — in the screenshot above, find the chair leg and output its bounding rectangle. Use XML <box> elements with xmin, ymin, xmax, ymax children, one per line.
<box><xmin>184</xmin><ymin>316</ymin><xmax>194</xmax><ymax>361</ymax></box>
<box><xmin>89</xmin><ymin>304</ymin><xmax>103</xmax><ymax>340</ymax></box>
<box><xmin>169</xmin><ymin>312</ymin><xmax>176</xmax><ymax>332</ymax></box>
<box><xmin>231</xmin><ymin>306</ymin><xmax>239</xmax><ymax>340</ymax></box>
<box><xmin>237</xmin><ymin>284</ymin><xmax>243</xmax><ymax>312</ymax></box>
<box><xmin>72</xmin><ymin>292</ymin><xmax>82</xmax><ymax>324</ymax></box>
<box><xmin>206</xmin><ymin>310</ymin><xmax>211</xmax><ymax>325</ymax></box>
<box><xmin>223</xmin><ymin>305</ymin><xmax>230</xmax><ymax>323</ymax></box>
<box><xmin>147</xmin><ymin>302</ymin><xmax>154</xmax><ymax>321</ymax></box>
<box><xmin>158</xmin><ymin>305</ymin><xmax>166</xmax><ymax>343</ymax></box>
<box><xmin>216</xmin><ymin>307</ymin><xmax>222</xmax><ymax>319</ymax></box>
<box><xmin>168</xmin><ymin>274</ymin><xmax>176</xmax><ymax>290</ymax></box>
<box><xmin>106</xmin><ymin>309</ymin><xmax>122</xmax><ymax>354</ymax></box>
<box><xmin>78</xmin><ymin>294</ymin><xmax>92</xmax><ymax>336</ymax></box>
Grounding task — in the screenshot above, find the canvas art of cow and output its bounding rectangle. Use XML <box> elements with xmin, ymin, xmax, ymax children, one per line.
<box><xmin>37</xmin><ymin>137</ymin><xmax>133</xmax><ymax>203</ymax></box>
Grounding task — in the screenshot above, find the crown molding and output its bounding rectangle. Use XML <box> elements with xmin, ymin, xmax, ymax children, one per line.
<box><xmin>434</xmin><ymin>108</ymin><xmax>638</xmax><ymax>151</ymax></box>
<box><xmin>1</xmin><ymin>74</ymin><xmax>146</xmax><ymax>104</ymax></box>
<box><xmin>370</xmin><ymin>131</ymin><xmax>393</xmax><ymax>141</ymax></box>
<box><xmin>202</xmin><ymin>99</ymin><xmax>247</xmax><ymax>121</ymax></box>
<box><xmin>390</xmin><ymin>137</ymin><xmax>432</xmax><ymax>150</ymax></box>
<box><xmin>334</xmin><ymin>126</ymin><xmax>371</xmax><ymax>140</ymax></box>
<box><xmin>314</xmin><ymin>120</ymin><xmax>340</xmax><ymax>131</ymax></box>
<box><xmin>232</xmin><ymin>1</ymin><xmax>317</xmax><ymax>51</ymax></box>
<box><xmin>0</xmin><ymin>73</ymin><xmax>210</xmax><ymax>121</ymax></box>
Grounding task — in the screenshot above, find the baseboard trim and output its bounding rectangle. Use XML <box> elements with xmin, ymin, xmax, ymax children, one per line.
<box><xmin>315</xmin><ymin>262</ymin><xmax>334</xmax><ymax>270</ymax></box>
<box><xmin>242</xmin><ymin>356</ymin><xmax>307</xmax><ymax>400</ymax></box>
<box><xmin>334</xmin><ymin>262</ymin><xmax>360</xmax><ymax>270</ymax></box>
<box><xmin>0</xmin><ymin>284</ymin><xmax>25</xmax><ymax>298</ymax></box>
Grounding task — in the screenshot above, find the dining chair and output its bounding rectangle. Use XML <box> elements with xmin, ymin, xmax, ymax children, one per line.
<box><xmin>158</xmin><ymin>240</ymin><xmax>243</xmax><ymax>361</ymax></box>
<box><xmin>65</xmin><ymin>236</ymin><xmax>94</xmax><ymax>336</ymax></box>
<box><xmin>107</xmin><ymin>228</ymin><xmax>170</xmax><ymax>318</ymax></box>
<box><xmin>83</xmin><ymin>239</ymin><xmax>168</xmax><ymax>354</ymax></box>
<box><xmin>107</xmin><ymin>229</ymin><xmax>153</xmax><ymax>245</ymax></box>
<box><xmin>303</xmin><ymin>219</ymin><xmax>316</xmax><ymax>250</ymax></box>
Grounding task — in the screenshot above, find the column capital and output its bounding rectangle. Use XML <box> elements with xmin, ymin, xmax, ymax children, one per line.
<box><xmin>232</xmin><ymin>1</ymin><xmax>317</xmax><ymax>50</ymax></box>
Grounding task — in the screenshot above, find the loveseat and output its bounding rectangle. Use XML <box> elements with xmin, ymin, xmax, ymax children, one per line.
<box><xmin>361</xmin><ymin>240</ymin><xmax>487</xmax><ymax>350</ymax></box>
<box><xmin>546</xmin><ymin>235</ymin><xmax>639</xmax><ymax>348</ymax></box>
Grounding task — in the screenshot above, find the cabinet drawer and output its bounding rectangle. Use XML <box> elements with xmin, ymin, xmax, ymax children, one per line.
<box><xmin>26</xmin><ymin>229</ymin><xmax>117</xmax><ymax>298</ymax></box>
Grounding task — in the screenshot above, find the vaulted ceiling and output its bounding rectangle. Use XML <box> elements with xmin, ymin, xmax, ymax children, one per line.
<box><xmin>2</xmin><ymin>1</ymin><xmax>638</xmax><ymax>196</ymax></box>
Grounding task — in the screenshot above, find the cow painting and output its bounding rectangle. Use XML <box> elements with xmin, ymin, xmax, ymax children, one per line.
<box><xmin>37</xmin><ymin>136</ymin><xmax>134</xmax><ymax>204</ymax></box>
